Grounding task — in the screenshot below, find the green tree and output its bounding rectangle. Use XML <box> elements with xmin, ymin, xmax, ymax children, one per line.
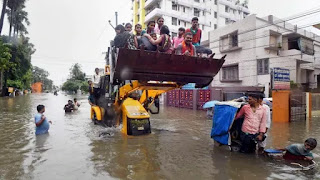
<box><xmin>2</xmin><ymin>35</ymin><xmax>35</xmax><ymax>95</ymax></box>
<box><xmin>62</xmin><ymin>80</ymin><xmax>82</xmax><ymax>93</ymax></box>
<box><xmin>32</xmin><ymin>66</ymin><xmax>49</xmax><ymax>83</ymax></box>
<box><xmin>62</xmin><ymin>64</ymin><xmax>88</xmax><ymax>93</ymax></box>
<box><xmin>6</xmin><ymin>0</ymin><xmax>27</xmax><ymax>38</ymax></box>
<box><xmin>69</xmin><ymin>63</ymin><xmax>85</xmax><ymax>81</ymax></box>
<box><xmin>0</xmin><ymin>38</ymin><xmax>13</xmax><ymax>91</ymax></box>
<box><xmin>0</xmin><ymin>38</ymin><xmax>13</xmax><ymax>71</ymax></box>
<box><xmin>32</xmin><ymin>66</ymin><xmax>53</xmax><ymax>91</ymax></box>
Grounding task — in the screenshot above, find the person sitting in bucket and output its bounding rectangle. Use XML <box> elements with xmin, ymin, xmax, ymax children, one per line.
<box><xmin>175</xmin><ymin>32</ymin><xmax>197</xmax><ymax>57</ymax></box>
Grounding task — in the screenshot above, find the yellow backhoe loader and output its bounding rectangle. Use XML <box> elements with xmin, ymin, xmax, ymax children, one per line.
<box><xmin>90</xmin><ymin>44</ymin><xmax>226</xmax><ymax>135</ymax></box>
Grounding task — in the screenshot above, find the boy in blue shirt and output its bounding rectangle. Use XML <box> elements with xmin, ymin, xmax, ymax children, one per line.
<box><xmin>35</xmin><ymin>105</ymin><xmax>52</xmax><ymax>135</ymax></box>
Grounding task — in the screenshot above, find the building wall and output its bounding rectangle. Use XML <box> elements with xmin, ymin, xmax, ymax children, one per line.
<box><xmin>133</xmin><ymin>0</ymin><xmax>249</xmax><ymax>40</ymax></box>
<box><xmin>209</xmin><ymin>14</ymin><xmax>320</xmax><ymax>96</ymax></box>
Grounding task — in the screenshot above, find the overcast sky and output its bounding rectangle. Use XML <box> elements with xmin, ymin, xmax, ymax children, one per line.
<box><xmin>1</xmin><ymin>0</ymin><xmax>320</xmax><ymax>85</ymax></box>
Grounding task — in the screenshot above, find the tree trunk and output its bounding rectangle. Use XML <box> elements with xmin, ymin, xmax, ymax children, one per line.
<box><xmin>1</xmin><ymin>71</ymin><xmax>8</xmax><ymax>97</ymax></box>
<box><xmin>8</xmin><ymin>8</ymin><xmax>13</xmax><ymax>39</ymax></box>
<box><xmin>0</xmin><ymin>0</ymin><xmax>7</xmax><ymax>35</ymax></box>
<box><xmin>14</xmin><ymin>24</ymin><xmax>17</xmax><ymax>38</ymax></box>
<box><xmin>0</xmin><ymin>70</ymin><xmax>3</xmax><ymax>93</ymax></box>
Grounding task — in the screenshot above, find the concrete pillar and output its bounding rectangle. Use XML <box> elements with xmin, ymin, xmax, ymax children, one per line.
<box><xmin>272</xmin><ymin>90</ymin><xmax>290</xmax><ymax>122</ymax></box>
<box><xmin>133</xmin><ymin>0</ymin><xmax>139</xmax><ymax>26</ymax></box>
<box><xmin>139</xmin><ymin>0</ymin><xmax>146</xmax><ymax>28</ymax></box>
<box><xmin>306</xmin><ymin>92</ymin><xmax>312</xmax><ymax>119</ymax></box>
<box><xmin>264</xmin><ymin>83</ymin><xmax>269</xmax><ymax>98</ymax></box>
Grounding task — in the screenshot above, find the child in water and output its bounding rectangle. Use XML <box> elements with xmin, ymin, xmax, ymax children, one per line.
<box><xmin>284</xmin><ymin>138</ymin><xmax>317</xmax><ymax>161</ymax></box>
<box><xmin>34</xmin><ymin>105</ymin><xmax>52</xmax><ymax>135</ymax></box>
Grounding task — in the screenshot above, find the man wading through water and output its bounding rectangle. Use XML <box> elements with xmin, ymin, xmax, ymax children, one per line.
<box><xmin>235</xmin><ymin>93</ymin><xmax>267</xmax><ymax>153</ymax></box>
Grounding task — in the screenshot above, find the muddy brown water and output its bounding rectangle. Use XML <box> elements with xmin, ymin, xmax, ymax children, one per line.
<box><xmin>0</xmin><ymin>93</ymin><xmax>320</xmax><ymax>180</ymax></box>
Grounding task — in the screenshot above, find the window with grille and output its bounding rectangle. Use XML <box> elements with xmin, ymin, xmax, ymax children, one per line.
<box><xmin>194</xmin><ymin>8</ymin><xmax>200</xmax><ymax>17</ymax></box>
<box><xmin>214</xmin><ymin>24</ymin><xmax>217</xmax><ymax>29</ymax></box>
<box><xmin>230</xmin><ymin>32</ymin><xmax>238</xmax><ymax>47</ymax></box>
<box><xmin>214</xmin><ymin>0</ymin><xmax>217</xmax><ymax>5</ymax></box>
<box><xmin>214</xmin><ymin>11</ymin><xmax>217</xmax><ymax>18</ymax></box>
<box><xmin>225</xmin><ymin>6</ymin><xmax>229</xmax><ymax>13</ymax></box>
<box><xmin>172</xmin><ymin>2</ymin><xmax>178</xmax><ymax>11</ymax></box>
<box><xmin>257</xmin><ymin>58</ymin><xmax>269</xmax><ymax>75</ymax></box>
<box><xmin>220</xmin><ymin>31</ymin><xmax>239</xmax><ymax>52</ymax></box>
<box><xmin>222</xmin><ymin>65</ymin><xmax>239</xmax><ymax>81</ymax></box>
<box><xmin>172</xmin><ymin>17</ymin><xmax>178</xmax><ymax>26</ymax></box>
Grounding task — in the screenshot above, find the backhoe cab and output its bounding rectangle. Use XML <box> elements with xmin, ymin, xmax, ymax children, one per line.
<box><xmin>90</xmin><ymin>43</ymin><xmax>225</xmax><ymax>136</ymax></box>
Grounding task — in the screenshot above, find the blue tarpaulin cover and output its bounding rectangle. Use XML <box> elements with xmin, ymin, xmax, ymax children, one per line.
<box><xmin>211</xmin><ymin>104</ymin><xmax>239</xmax><ymax>145</ymax></box>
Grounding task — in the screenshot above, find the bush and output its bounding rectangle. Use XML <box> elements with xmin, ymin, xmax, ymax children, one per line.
<box><xmin>7</xmin><ymin>80</ymin><xmax>23</xmax><ymax>89</ymax></box>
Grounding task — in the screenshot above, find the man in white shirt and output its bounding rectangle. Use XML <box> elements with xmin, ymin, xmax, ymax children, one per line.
<box><xmin>258</xmin><ymin>98</ymin><xmax>271</xmax><ymax>153</ymax></box>
<box><xmin>92</xmin><ymin>68</ymin><xmax>101</xmax><ymax>100</ymax></box>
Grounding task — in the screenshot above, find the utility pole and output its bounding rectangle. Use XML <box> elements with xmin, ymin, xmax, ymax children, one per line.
<box><xmin>115</xmin><ymin>12</ymin><xmax>118</xmax><ymax>26</ymax></box>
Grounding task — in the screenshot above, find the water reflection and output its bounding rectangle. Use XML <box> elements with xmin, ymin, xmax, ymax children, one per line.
<box><xmin>1</xmin><ymin>94</ymin><xmax>320</xmax><ymax>179</ymax></box>
<box><xmin>35</xmin><ymin>133</ymin><xmax>49</xmax><ymax>150</ymax></box>
<box><xmin>90</xmin><ymin>130</ymin><xmax>162</xmax><ymax>179</ymax></box>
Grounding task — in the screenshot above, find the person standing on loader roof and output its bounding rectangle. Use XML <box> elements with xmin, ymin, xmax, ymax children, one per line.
<box><xmin>257</xmin><ymin>96</ymin><xmax>271</xmax><ymax>153</ymax></box>
<box><xmin>186</xmin><ymin>17</ymin><xmax>202</xmax><ymax>47</ymax></box>
<box><xmin>92</xmin><ymin>68</ymin><xmax>101</xmax><ymax>101</ymax></box>
<box><xmin>175</xmin><ymin>32</ymin><xmax>196</xmax><ymax>57</ymax></box>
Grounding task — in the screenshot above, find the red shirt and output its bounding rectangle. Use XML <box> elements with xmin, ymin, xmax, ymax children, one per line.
<box><xmin>186</xmin><ymin>28</ymin><xmax>202</xmax><ymax>45</ymax></box>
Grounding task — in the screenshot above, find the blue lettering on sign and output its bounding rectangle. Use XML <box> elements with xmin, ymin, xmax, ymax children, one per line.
<box><xmin>274</xmin><ymin>68</ymin><xmax>290</xmax><ymax>82</ymax></box>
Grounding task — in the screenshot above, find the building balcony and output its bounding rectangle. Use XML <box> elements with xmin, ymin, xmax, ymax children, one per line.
<box><xmin>145</xmin><ymin>8</ymin><xmax>164</xmax><ymax>23</ymax></box>
<box><xmin>264</xmin><ymin>45</ymin><xmax>281</xmax><ymax>51</ymax></box>
<box><xmin>175</xmin><ymin>0</ymin><xmax>209</xmax><ymax>12</ymax></box>
<box><xmin>145</xmin><ymin>0</ymin><xmax>160</xmax><ymax>9</ymax></box>
<box><xmin>315</xmin><ymin>63</ymin><xmax>320</xmax><ymax>69</ymax></box>
<box><xmin>279</xmin><ymin>49</ymin><xmax>314</xmax><ymax>64</ymax></box>
<box><xmin>145</xmin><ymin>8</ymin><xmax>210</xmax><ymax>26</ymax></box>
<box><xmin>218</xmin><ymin>0</ymin><xmax>250</xmax><ymax>13</ymax></box>
<box><xmin>300</xmin><ymin>63</ymin><xmax>314</xmax><ymax>70</ymax></box>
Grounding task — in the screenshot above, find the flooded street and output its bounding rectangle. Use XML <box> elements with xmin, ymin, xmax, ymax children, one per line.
<box><xmin>1</xmin><ymin>94</ymin><xmax>320</xmax><ymax>180</ymax></box>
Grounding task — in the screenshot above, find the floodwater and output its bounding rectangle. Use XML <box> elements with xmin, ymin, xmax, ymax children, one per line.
<box><xmin>1</xmin><ymin>93</ymin><xmax>320</xmax><ymax>180</ymax></box>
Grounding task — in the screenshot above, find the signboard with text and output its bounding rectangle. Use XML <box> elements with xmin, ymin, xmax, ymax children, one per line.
<box><xmin>273</xmin><ymin>67</ymin><xmax>290</xmax><ymax>90</ymax></box>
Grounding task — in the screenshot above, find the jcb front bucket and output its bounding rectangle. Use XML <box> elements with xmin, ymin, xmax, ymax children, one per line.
<box><xmin>113</xmin><ymin>48</ymin><xmax>225</xmax><ymax>88</ymax></box>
